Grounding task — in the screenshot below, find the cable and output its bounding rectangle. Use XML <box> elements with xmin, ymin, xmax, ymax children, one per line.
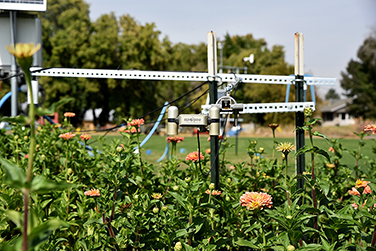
<box><xmin>204</xmin><ymin>73</ymin><xmax>242</xmax><ymax>176</ymax></box>
<box><xmin>137</xmin><ymin>80</ymin><xmax>209</xmax><ymax>119</ymax></box>
<box><xmin>0</xmin><ymin>67</ymin><xmax>53</xmax><ymax>82</ymax></box>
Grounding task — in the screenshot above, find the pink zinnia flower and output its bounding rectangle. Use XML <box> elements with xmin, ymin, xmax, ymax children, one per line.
<box><xmin>59</xmin><ymin>132</ymin><xmax>76</xmax><ymax>140</ymax></box>
<box><xmin>364</xmin><ymin>124</ymin><xmax>376</xmax><ymax>134</ymax></box>
<box><xmin>84</xmin><ymin>189</ymin><xmax>100</xmax><ymax>197</ymax></box>
<box><xmin>230</xmin><ymin>165</ymin><xmax>236</xmax><ymax>170</ymax></box>
<box><xmin>64</xmin><ymin>112</ymin><xmax>75</xmax><ymax>117</ymax></box>
<box><xmin>240</xmin><ymin>192</ymin><xmax>273</xmax><ymax>211</ymax></box>
<box><xmin>363</xmin><ymin>185</ymin><xmax>372</xmax><ymax>195</ymax></box>
<box><xmin>167</xmin><ymin>136</ymin><xmax>184</xmax><ymax>143</ymax></box>
<box><xmin>205</xmin><ymin>190</ymin><xmax>222</xmax><ymax>196</ymax></box>
<box><xmin>207</xmin><ymin>135</ymin><xmax>225</xmax><ymax>141</ymax></box>
<box><xmin>348</xmin><ymin>187</ymin><xmax>360</xmax><ymax>196</ymax></box>
<box><xmin>80</xmin><ymin>133</ymin><xmax>92</xmax><ymax>141</ymax></box>
<box><xmin>128</xmin><ymin>118</ymin><xmax>144</xmax><ymax>127</ymax></box>
<box><xmin>186</xmin><ymin>151</ymin><xmax>204</xmax><ymax>162</ymax></box>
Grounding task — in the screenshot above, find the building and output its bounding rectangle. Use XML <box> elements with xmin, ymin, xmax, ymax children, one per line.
<box><xmin>320</xmin><ymin>98</ymin><xmax>355</xmax><ymax>126</ymax></box>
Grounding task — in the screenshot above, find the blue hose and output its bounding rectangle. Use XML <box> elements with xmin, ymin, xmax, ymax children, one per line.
<box><xmin>0</xmin><ymin>92</ymin><xmax>12</xmax><ymax>110</ymax></box>
<box><xmin>136</xmin><ymin>101</ymin><xmax>169</xmax><ymax>149</ymax></box>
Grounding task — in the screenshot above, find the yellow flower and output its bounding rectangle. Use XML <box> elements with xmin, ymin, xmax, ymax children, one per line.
<box><xmin>276</xmin><ymin>142</ymin><xmax>296</xmax><ymax>156</ymax></box>
<box><xmin>151</xmin><ymin>193</ymin><xmax>163</xmax><ymax>200</ymax></box>
<box><xmin>6</xmin><ymin>43</ymin><xmax>41</xmax><ymax>71</ymax></box>
<box><xmin>6</xmin><ymin>43</ymin><xmax>41</xmax><ymax>59</ymax></box>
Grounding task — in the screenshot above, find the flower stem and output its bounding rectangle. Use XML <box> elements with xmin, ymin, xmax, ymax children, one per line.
<box><xmin>23</xmin><ymin>68</ymin><xmax>36</xmax><ymax>251</ymax></box>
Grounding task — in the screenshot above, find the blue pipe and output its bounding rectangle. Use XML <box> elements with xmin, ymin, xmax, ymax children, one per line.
<box><xmin>0</xmin><ymin>92</ymin><xmax>12</xmax><ymax>109</ymax></box>
<box><xmin>157</xmin><ymin>143</ymin><xmax>169</xmax><ymax>163</ymax></box>
<box><xmin>136</xmin><ymin>101</ymin><xmax>169</xmax><ymax>149</ymax></box>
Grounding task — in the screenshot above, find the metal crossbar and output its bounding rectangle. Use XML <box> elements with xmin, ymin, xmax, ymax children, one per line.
<box><xmin>201</xmin><ymin>102</ymin><xmax>315</xmax><ymax>115</ymax></box>
<box><xmin>30</xmin><ymin>67</ymin><xmax>336</xmax><ymax>86</ymax></box>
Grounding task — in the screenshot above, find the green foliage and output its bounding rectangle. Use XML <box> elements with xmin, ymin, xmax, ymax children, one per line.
<box><xmin>341</xmin><ymin>31</ymin><xmax>376</xmax><ymax>119</ymax></box>
<box><xmin>2</xmin><ymin>115</ymin><xmax>376</xmax><ymax>249</ymax></box>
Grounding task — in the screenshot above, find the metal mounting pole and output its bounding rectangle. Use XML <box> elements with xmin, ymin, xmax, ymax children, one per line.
<box><xmin>10</xmin><ymin>11</ymin><xmax>18</xmax><ymax>117</ymax></box>
<box><xmin>295</xmin><ymin>33</ymin><xmax>305</xmax><ymax>190</ymax></box>
<box><xmin>207</xmin><ymin>31</ymin><xmax>219</xmax><ymax>189</ymax></box>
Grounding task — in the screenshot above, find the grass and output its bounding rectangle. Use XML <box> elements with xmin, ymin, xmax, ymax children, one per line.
<box><xmin>87</xmin><ymin>133</ymin><xmax>376</xmax><ymax>172</ymax></box>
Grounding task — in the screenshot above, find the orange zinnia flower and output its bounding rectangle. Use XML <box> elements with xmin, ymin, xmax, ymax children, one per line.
<box><xmin>348</xmin><ymin>187</ymin><xmax>360</xmax><ymax>196</ymax></box>
<box><xmin>64</xmin><ymin>112</ymin><xmax>76</xmax><ymax>117</ymax></box>
<box><xmin>205</xmin><ymin>190</ymin><xmax>222</xmax><ymax>196</ymax></box>
<box><xmin>240</xmin><ymin>192</ymin><xmax>273</xmax><ymax>211</ymax></box>
<box><xmin>328</xmin><ymin>147</ymin><xmax>335</xmax><ymax>153</ymax></box>
<box><xmin>186</xmin><ymin>151</ymin><xmax>204</xmax><ymax>162</ymax></box>
<box><xmin>355</xmin><ymin>179</ymin><xmax>370</xmax><ymax>188</ymax></box>
<box><xmin>59</xmin><ymin>132</ymin><xmax>76</xmax><ymax>140</ymax></box>
<box><xmin>364</xmin><ymin>124</ymin><xmax>376</xmax><ymax>134</ymax></box>
<box><xmin>205</xmin><ymin>149</ymin><xmax>211</xmax><ymax>154</ymax></box>
<box><xmin>167</xmin><ymin>136</ymin><xmax>184</xmax><ymax>143</ymax></box>
<box><xmin>84</xmin><ymin>189</ymin><xmax>100</xmax><ymax>197</ymax></box>
<box><xmin>80</xmin><ymin>133</ymin><xmax>92</xmax><ymax>141</ymax></box>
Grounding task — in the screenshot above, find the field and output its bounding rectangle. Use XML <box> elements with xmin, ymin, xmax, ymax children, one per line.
<box><xmin>89</xmin><ymin>133</ymin><xmax>376</xmax><ymax>171</ymax></box>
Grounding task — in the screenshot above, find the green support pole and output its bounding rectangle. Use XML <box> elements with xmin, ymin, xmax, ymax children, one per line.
<box><xmin>207</xmin><ymin>31</ymin><xmax>219</xmax><ymax>190</ymax></box>
<box><xmin>295</xmin><ymin>75</ymin><xmax>305</xmax><ymax>190</ymax></box>
<box><xmin>210</xmin><ymin>81</ymin><xmax>219</xmax><ymax>189</ymax></box>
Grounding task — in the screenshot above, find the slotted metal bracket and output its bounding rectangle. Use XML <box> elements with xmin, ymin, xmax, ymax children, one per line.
<box><xmin>202</xmin><ymin>102</ymin><xmax>315</xmax><ymax>115</ymax></box>
<box><xmin>31</xmin><ymin>67</ymin><xmax>336</xmax><ymax>86</ymax></box>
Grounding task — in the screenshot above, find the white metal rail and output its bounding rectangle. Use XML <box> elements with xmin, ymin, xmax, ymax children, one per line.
<box><xmin>30</xmin><ymin>67</ymin><xmax>336</xmax><ymax>86</ymax></box>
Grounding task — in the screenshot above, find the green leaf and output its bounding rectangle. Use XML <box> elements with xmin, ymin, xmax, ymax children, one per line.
<box><xmin>318</xmin><ymin>180</ymin><xmax>330</xmax><ymax>196</ymax></box>
<box><xmin>294</xmin><ymin>145</ymin><xmax>312</xmax><ymax>157</ymax></box>
<box><xmin>83</xmin><ymin>219</ymin><xmax>104</xmax><ymax>226</ymax></box>
<box><xmin>28</xmin><ymin>219</ymin><xmax>69</xmax><ymax>247</ymax></box>
<box><xmin>312</xmin><ymin>146</ymin><xmax>330</xmax><ymax>161</ymax></box>
<box><xmin>31</xmin><ymin>175</ymin><xmax>72</xmax><ymax>194</ymax></box>
<box><xmin>4</xmin><ymin>210</ymin><xmax>22</xmax><ymax>228</ymax></box>
<box><xmin>313</xmin><ymin>131</ymin><xmax>329</xmax><ymax>140</ymax></box>
<box><xmin>167</xmin><ymin>191</ymin><xmax>188</xmax><ymax>211</ymax></box>
<box><xmin>0</xmin><ymin>115</ymin><xmax>29</xmax><ymax>124</ymax></box>
<box><xmin>0</xmin><ymin>158</ymin><xmax>26</xmax><ymax>190</ymax></box>
<box><xmin>36</xmin><ymin>97</ymin><xmax>74</xmax><ymax>116</ymax></box>
<box><xmin>236</xmin><ymin>239</ymin><xmax>259</xmax><ymax>248</ymax></box>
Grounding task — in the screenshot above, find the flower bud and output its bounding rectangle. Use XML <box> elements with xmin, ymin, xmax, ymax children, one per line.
<box><xmin>209</xmin><ymin>183</ymin><xmax>215</xmax><ymax>190</ymax></box>
<box><xmin>227</xmin><ymin>178</ymin><xmax>231</xmax><ymax>183</ymax></box>
<box><xmin>41</xmin><ymin>154</ymin><xmax>46</xmax><ymax>160</ymax></box>
<box><xmin>174</xmin><ymin>242</ymin><xmax>183</xmax><ymax>251</ymax></box>
<box><xmin>153</xmin><ymin>207</ymin><xmax>159</xmax><ymax>214</ymax></box>
<box><xmin>304</xmin><ymin>107</ymin><xmax>313</xmax><ymax>118</ymax></box>
<box><xmin>184</xmin><ymin>177</ymin><xmax>191</xmax><ymax>183</ymax></box>
<box><xmin>67</xmin><ymin>168</ymin><xmax>73</xmax><ymax>175</ymax></box>
<box><xmin>24</xmin><ymin>136</ymin><xmax>28</xmax><ymax>141</ymax></box>
<box><xmin>14</xmin><ymin>135</ymin><xmax>19</xmax><ymax>140</ymax></box>
<box><xmin>162</xmin><ymin>205</ymin><xmax>168</xmax><ymax>212</ymax></box>
<box><xmin>287</xmin><ymin>245</ymin><xmax>295</xmax><ymax>251</ymax></box>
<box><xmin>116</xmin><ymin>146</ymin><xmax>123</xmax><ymax>153</ymax></box>
<box><xmin>172</xmin><ymin>185</ymin><xmax>179</xmax><ymax>191</ymax></box>
<box><xmin>225</xmin><ymin>196</ymin><xmax>230</xmax><ymax>201</ymax></box>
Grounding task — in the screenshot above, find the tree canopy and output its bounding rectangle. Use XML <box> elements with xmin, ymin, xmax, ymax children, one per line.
<box><xmin>30</xmin><ymin>0</ymin><xmax>307</xmax><ymax>126</ymax></box>
<box><xmin>341</xmin><ymin>30</ymin><xmax>376</xmax><ymax>120</ymax></box>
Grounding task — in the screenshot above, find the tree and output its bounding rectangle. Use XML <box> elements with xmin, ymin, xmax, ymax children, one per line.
<box><xmin>325</xmin><ymin>88</ymin><xmax>340</xmax><ymax>101</ymax></box>
<box><xmin>341</xmin><ymin>31</ymin><xmax>376</xmax><ymax>119</ymax></box>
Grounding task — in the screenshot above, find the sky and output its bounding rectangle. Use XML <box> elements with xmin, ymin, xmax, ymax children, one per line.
<box><xmin>86</xmin><ymin>0</ymin><xmax>376</xmax><ymax>98</ymax></box>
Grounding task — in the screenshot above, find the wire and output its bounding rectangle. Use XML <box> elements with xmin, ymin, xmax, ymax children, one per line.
<box><xmin>0</xmin><ymin>67</ymin><xmax>53</xmax><ymax>82</ymax></box>
<box><xmin>204</xmin><ymin>73</ymin><xmax>242</xmax><ymax>176</ymax></box>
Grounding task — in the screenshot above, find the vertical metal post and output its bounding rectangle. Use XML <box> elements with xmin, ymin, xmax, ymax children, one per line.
<box><xmin>207</xmin><ymin>31</ymin><xmax>219</xmax><ymax>189</ymax></box>
<box><xmin>10</xmin><ymin>11</ymin><xmax>18</xmax><ymax>117</ymax></box>
<box><xmin>294</xmin><ymin>33</ymin><xmax>305</xmax><ymax>190</ymax></box>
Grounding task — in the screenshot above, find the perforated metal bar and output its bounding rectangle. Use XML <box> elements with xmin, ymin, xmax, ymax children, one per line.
<box><xmin>31</xmin><ymin>67</ymin><xmax>336</xmax><ymax>86</ymax></box>
<box><xmin>201</xmin><ymin>102</ymin><xmax>315</xmax><ymax>115</ymax></box>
